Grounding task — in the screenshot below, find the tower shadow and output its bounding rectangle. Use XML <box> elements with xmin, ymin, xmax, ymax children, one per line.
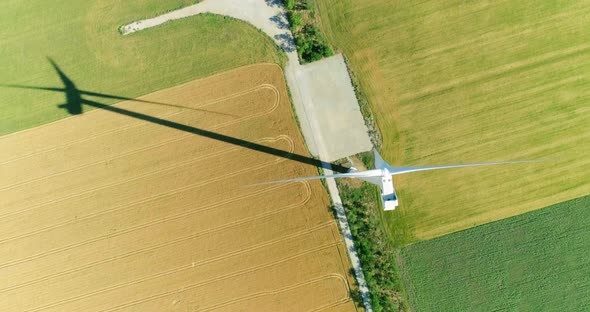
<box><xmin>2</xmin><ymin>58</ymin><xmax>349</xmax><ymax>173</ymax></box>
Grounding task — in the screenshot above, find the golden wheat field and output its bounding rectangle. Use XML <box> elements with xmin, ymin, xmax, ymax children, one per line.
<box><xmin>0</xmin><ymin>64</ymin><xmax>358</xmax><ymax>312</ymax></box>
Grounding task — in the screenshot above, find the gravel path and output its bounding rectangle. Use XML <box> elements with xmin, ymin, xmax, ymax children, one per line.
<box><xmin>121</xmin><ymin>2</ymin><xmax>373</xmax><ymax>310</ymax></box>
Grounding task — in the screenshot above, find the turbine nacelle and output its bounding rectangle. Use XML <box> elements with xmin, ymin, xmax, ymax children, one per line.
<box><xmin>378</xmin><ymin>169</ymin><xmax>398</xmax><ymax>211</ymax></box>
<box><xmin>351</xmin><ymin>167</ymin><xmax>398</xmax><ymax>210</ymax></box>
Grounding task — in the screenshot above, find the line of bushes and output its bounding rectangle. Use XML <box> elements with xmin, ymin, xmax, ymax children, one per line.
<box><xmin>282</xmin><ymin>0</ymin><xmax>333</xmax><ymax>63</ymax></box>
<box><xmin>338</xmin><ymin>180</ymin><xmax>407</xmax><ymax>312</ymax></box>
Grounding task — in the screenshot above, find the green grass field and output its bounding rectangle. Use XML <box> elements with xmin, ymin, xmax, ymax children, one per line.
<box><xmin>398</xmin><ymin>195</ymin><xmax>590</xmax><ymax>311</ymax></box>
<box><xmin>317</xmin><ymin>0</ymin><xmax>590</xmax><ymax>242</ymax></box>
<box><xmin>0</xmin><ymin>0</ymin><xmax>283</xmax><ymax>135</ymax></box>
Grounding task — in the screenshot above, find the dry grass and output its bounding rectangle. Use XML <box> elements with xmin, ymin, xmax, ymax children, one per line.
<box><xmin>0</xmin><ymin>64</ymin><xmax>358</xmax><ymax>312</ymax></box>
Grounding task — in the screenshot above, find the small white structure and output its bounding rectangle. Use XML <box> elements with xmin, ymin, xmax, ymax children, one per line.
<box><xmin>259</xmin><ymin>150</ymin><xmax>536</xmax><ymax>210</ymax></box>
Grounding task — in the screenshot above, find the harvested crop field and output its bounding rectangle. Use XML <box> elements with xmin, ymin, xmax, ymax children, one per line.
<box><xmin>0</xmin><ymin>64</ymin><xmax>358</xmax><ymax>312</ymax></box>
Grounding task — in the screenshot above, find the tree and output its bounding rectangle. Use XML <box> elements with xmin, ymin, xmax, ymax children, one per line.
<box><xmin>284</xmin><ymin>0</ymin><xmax>295</xmax><ymax>10</ymax></box>
<box><xmin>288</xmin><ymin>12</ymin><xmax>303</xmax><ymax>29</ymax></box>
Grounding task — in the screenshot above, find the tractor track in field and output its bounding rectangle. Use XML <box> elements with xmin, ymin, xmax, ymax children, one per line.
<box><xmin>199</xmin><ymin>273</ymin><xmax>351</xmax><ymax>312</ymax></box>
<box><xmin>0</xmin><ymin>83</ymin><xmax>279</xmax><ymax>166</ymax></box>
<box><xmin>97</xmin><ymin>242</ymin><xmax>343</xmax><ymax>312</ymax></box>
<box><xmin>1</xmin><ymin>60</ymin><xmax>356</xmax><ymax>311</ymax></box>
<box><xmin>0</xmin><ymin>135</ymin><xmax>292</xmax><ymax>220</ymax></box>
<box><xmin>14</xmin><ymin>221</ymin><xmax>332</xmax><ymax>310</ymax></box>
<box><xmin>0</xmin><ymin>156</ymin><xmax>297</xmax><ymax>270</ymax></box>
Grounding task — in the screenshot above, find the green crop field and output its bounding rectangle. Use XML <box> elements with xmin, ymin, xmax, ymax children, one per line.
<box><xmin>0</xmin><ymin>0</ymin><xmax>283</xmax><ymax>135</ymax></box>
<box><xmin>317</xmin><ymin>0</ymin><xmax>590</xmax><ymax>243</ymax></box>
<box><xmin>398</xmin><ymin>195</ymin><xmax>590</xmax><ymax>311</ymax></box>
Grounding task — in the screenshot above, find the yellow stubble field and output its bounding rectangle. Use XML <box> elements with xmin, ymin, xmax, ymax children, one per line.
<box><xmin>0</xmin><ymin>64</ymin><xmax>358</xmax><ymax>312</ymax></box>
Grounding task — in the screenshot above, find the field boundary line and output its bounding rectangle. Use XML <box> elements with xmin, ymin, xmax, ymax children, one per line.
<box><xmin>0</xmin><ymin>135</ymin><xmax>293</xmax><ymax>220</ymax></box>
<box><xmin>0</xmin><ymin>83</ymin><xmax>278</xmax><ymax>166</ymax></box>
<box><xmin>199</xmin><ymin>273</ymin><xmax>350</xmax><ymax>312</ymax></box>
<box><xmin>25</xmin><ymin>234</ymin><xmax>341</xmax><ymax>312</ymax></box>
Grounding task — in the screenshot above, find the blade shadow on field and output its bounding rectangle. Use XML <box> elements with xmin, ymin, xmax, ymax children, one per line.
<box><xmin>1</xmin><ymin>58</ymin><xmax>236</xmax><ymax>117</ymax></box>
<box><xmin>2</xmin><ymin>58</ymin><xmax>349</xmax><ymax>173</ymax></box>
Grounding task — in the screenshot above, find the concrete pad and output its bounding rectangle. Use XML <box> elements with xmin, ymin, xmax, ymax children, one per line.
<box><xmin>296</xmin><ymin>54</ymin><xmax>373</xmax><ymax>161</ymax></box>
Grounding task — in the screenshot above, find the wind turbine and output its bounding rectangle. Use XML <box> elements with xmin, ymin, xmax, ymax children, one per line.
<box><xmin>256</xmin><ymin>149</ymin><xmax>538</xmax><ymax>210</ymax></box>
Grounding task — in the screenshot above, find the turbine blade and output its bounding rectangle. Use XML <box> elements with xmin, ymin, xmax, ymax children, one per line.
<box><xmin>250</xmin><ymin>169</ymin><xmax>383</xmax><ymax>186</ymax></box>
<box><xmin>390</xmin><ymin>160</ymin><xmax>541</xmax><ymax>176</ymax></box>
<box><xmin>374</xmin><ymin>149</ymin><xmax>389</xmax><ymax>170</ymax></box>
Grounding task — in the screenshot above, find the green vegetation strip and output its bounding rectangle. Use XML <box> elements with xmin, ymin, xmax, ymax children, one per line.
<box><xmin>399</xmin><ymin>195</ymin><xmax>590</xmax><ymax>312</ymax></box>
<box><xmin>0</xmin><ymin>1</ymin><xmax>283</xmax><ymax>135</ymax></box>
<box><xmin>283</xmin><ymin>0</ymin><xmax>333</xmax><ymax>63</ymax></box>
<box><xmin>338</xmin><ymin>179</ymin><xmax>407</xmax><ymax>312</ymax></box>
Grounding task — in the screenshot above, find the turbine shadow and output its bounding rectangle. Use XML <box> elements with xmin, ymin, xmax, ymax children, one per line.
<box><xmin>3</xmin><ymin>58</ymin><xmax>349</xmax><ymax>173</ymax></box>
<box><xmin>1</xmin><ymin>57</ymin><xmax>236</xmax><ymax>117</ymax></box>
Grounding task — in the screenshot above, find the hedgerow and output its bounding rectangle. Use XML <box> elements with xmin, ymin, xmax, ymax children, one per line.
<box><xmin>338</xmin><ymin>181</ymin><xmax>407</xmax><ymax>312</ymax></box>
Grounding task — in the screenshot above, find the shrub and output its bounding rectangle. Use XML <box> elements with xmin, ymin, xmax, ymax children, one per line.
<box><xmin>284</xmin><ymin>0</ymin><xmax>295</xmax><ymax>10</ymax></box>
<box><xmin>298</xmin><ymin>0</ymin><xmax>311</xmax><ymax>10</ymax></box>
<box><xmin>302</xmin><ymin>24</ymin><xmax>318</xmax><ymax>36</ymax></box>
<box><xmin>283</xmin><ymin>0</ymin><xmax>332</xmax><ymax>63</ymax></box>
<box><xmin>294</xmin><ymin>24</ymin><xmax>333</xmax><ymax>62</ymax></box>
<box><xmin>287</xmin><ymin>12</ymin><xmax>303</xmax><ymax>29</ymax></box>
